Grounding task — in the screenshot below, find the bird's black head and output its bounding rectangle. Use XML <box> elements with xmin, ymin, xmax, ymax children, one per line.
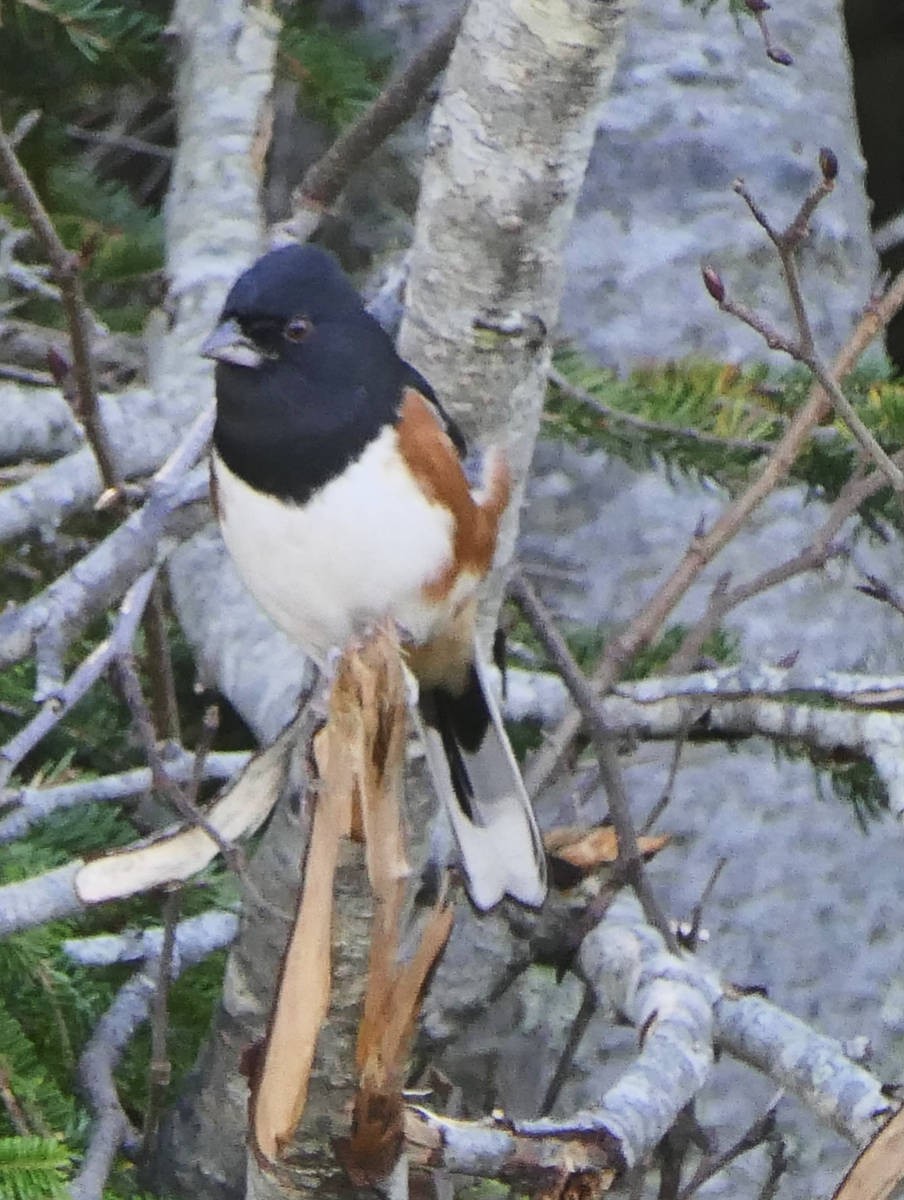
<box><xmin>203</xmin><ymin>243</ymin><xmax>393</xmax><ymax>380</ymax></box>
<box><xmin>204</xmin><ymin>244</ymin><xmax>424</xmax><ymax>504</ymax></box>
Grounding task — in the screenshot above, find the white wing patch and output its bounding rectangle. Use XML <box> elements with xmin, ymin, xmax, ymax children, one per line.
<box><xmin>213</xmin><ymin>428</ymin><xmax>457</xmax><ymax>662</ymax></box>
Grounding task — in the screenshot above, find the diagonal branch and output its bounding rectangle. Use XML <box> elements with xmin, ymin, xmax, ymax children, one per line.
<box><xmin>0</xmin><ymin>114</ymin><xmax>118</xmax><ymax>491</ymax></box>
<box><xmin>510</xmin><ymin>571</ymin><xmax>678</xmax><ymax>954</ymax></box>
<box><xmin>0</xmin><ymin>402</ymin><xmax>213</xmax><ymax>691</ymax></box>
<box><xmin>525</xmin><ymin>265</ymin><xmax>904</xmax><ymax>798</ymax></box>
<box><xmin>288</xmin><ymin>11</ymin><xmax>463</xmax><ymax>240</ymax></box>
<box><xmin>0</xmin><ymin>569</ymin><xmax>158</xmax><ymax>789</ymax></box>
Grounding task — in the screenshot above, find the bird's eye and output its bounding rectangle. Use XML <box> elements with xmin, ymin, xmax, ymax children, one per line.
<box><xmin>284</xmin><ymin>315</ymin><xmax>313</xmax><ymax>343</ymax></box>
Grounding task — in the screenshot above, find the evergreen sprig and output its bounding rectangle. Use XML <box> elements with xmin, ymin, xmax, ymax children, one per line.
<box><xmin>279</xmin><ymin>15</ymin><xmax>390</xmax><ymax>130</ymax></box>
<box><xmin>5</xmin><ymin>0</ymin><xmax>162</xmax><ymax>65</ymax></box>
<box><xmin>0</xmin><ymin>1135</ymin><xmax>70</xmax><ymax>1200</ymax></box>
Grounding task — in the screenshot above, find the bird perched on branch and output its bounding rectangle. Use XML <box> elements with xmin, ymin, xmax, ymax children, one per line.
<box><xmin>202</xmin><ymin>243</ymin><xmax>546</xmax><ymax>910</ymax></box>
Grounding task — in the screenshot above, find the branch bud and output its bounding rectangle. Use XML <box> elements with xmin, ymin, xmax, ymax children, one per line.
<box><xmin>818</xmin><ymin>146</ymin><xmax>838</xmax><ymax>182</ymax></box>
<box><xmin>701</xmin><ymin>265</ymin><xmax>725</xmax><ymax>303</ymax></box>
<box><xmin>766</xmin><ymin>45</ymin><xmax>794</xmax><ymax>66</ymax></box>
<box><xmin>46</xmin><ymin>346</ymin><xmax>71</xmax><ymax>387</ymax></box>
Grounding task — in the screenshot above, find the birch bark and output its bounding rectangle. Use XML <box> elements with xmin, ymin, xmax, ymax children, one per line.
<box><xmin>398</xmin><ymin>0</ymin><xmax>636</xmax><ymax>622</ymax></box>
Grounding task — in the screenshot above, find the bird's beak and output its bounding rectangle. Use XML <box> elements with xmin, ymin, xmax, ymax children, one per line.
<box><xmin>201</xmin><ymin>318</ymin><xmax>265</xmax><ymax>369</ymax></box>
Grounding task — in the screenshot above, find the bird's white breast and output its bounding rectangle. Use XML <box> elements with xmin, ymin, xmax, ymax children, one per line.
<box><xmin>212</xmin><ymin>428</ymin><xmax>456</xmax><ymax>663</ymax></box>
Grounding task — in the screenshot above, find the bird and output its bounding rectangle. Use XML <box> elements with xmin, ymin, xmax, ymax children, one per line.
<box><xmin>201</xmin><ymin>242</ymin><xmax>546</xmax><ymax>911</ymax></box>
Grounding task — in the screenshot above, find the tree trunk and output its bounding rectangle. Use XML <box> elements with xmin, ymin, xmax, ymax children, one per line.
<box><xmin>154</xmin><ymin>1</ymin><xmax>636</xmax><ymax>1196</ymax></box>
<box><xmin>398</xmin><ymin>0</ymin><xmax>636</xmax><ymax>625</ymax></box>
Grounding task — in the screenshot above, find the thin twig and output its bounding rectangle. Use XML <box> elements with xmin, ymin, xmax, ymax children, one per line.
<box><xmin>111</xmin><ymin>655</ymin><xmax>245</xmax><ymax>875</ymax></box>
<box><xmin>539</xmin><ymin>983</ymin><xmax>596</xmax><ymax>1117</ymax></box>
<box><xmin>525</xmin><ymin>265</ymin><xmax>904</xmax><ymax>799</ymax></box>
<box><xmin>686</xmin><ymin>857</ymin><xmax>727</xmax><ymax>953</ymax></box>
<box><xmin>111</xmin><ymin>657</ymin><xmax>283</xmax><ymax>920</ymax></box>
<box><xmin>66</xmin><ymin>125</ymin><xmax>173</xmax><ymax>159</ymax></box>
<box><xmin>143</xmin><ymin>581</ymin><xmax>182</xmax><ymax>743</ymax></box>
<box><xmin>141</xmin><ymin>886</ymin><xmax>182</xmax><ymax>1165</ymax></box>
<box><xmin>676</xmin><ymin>1090</ymin><xmax>784</xmax><ymax>1200</ymax></box>
<box><xmin>510</xmin><ymin>571</ymin><xmax>679</xmax><ymax>953</ymax></box>
<box><xmin>289</xmin><ymin>10</ymin><xmax>463</xmax><ymax>235</ymax></box>
<box><xmin>190</xmin><ymin>704</ymin><xmax>221</xmax><ymax>801</ymax></box>
<box><xmin>743</xmin><ymin>0</ymin><xmax>793</xmax><ymax>67</ymax></box>
<box><xmin>757</xmin><ymin>1133</ymin><xmax>788</xmax><ymax>1200</ymax></box>
<box><xmin>668</xmin><ymin>445</ymin><xmax>904</xmax><ymax>673</ymax></box>
<box><xmin>0</xmin><ymin>113</ymin><xmax>118</xmax><ymax>489</ymax></box>
<box><xmin>658</xmin><ymin>1105</ymin><xmax>709</xmax><ymax>1200</ymax></box>
<box><xmin>856</xmin><ymin>571</ymin><xmax>904</xmax><ymax>622</ymax></box>
<box><xmin>0</xmin><ymin>568</ymin><xmax>158</xmax><ymax>790</ymax></box>
<box><xmin>713</xmin><ymin>164</ymin><xmax>904</xmax><ymax>492</ymax></box>
<box><xmin>733</xmin><ymin>171</ymin><xmax>829</xmax><ymax>354</ymax></box>
<box><xmin>717</xmin><ymin>292</ymin><xmax>904</xmax><ymax>492</ymax></box>
<box><xmin>641</xmin><ymin>727</ymin><xmax>690</xmax><ymax>833</ymax></box>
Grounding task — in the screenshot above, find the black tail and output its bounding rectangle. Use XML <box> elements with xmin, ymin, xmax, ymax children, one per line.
<box><xmin>417</xmin><ymin>655</ymin><xmax>547</xmax><ymax>911</ymax></box>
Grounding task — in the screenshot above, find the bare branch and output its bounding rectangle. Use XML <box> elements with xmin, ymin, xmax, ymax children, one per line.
<box><xmin>0</xmin><ymin>750</ymin><xmax>249</xmax><ymax>844</ymax></box>
<box><xmin>584</xmin><ymin>691</ymin><xmax>904</xmax><ymax>817</ymax></box>
<box><xmin>714</xmin><ymin>283</ymin><xmax>904</xmax><ymax>492</ymax></box>
<box><xmin>409</xmin><ymin>889</ymin><xmax>878</xmax><ymax>1184</ymax></box>
<box><xmin>525</xmin><ymin>266</ymin><xmax>904</xmax><ymax>797</ymax></box>
<box><xmin>700</xmin><ymin>162</ymin><xmax>904</xmax><ymax>492</ymax></box>
<box><xmin>70</xmin><ymin>910</ymin><xmax>236</xmax><ymax>1200</ymax></box>
<box><xmin>0</xmin><ymin>402</ymin><xmax>213</xmax><ymax>690</ymax></box>
<box><xmin>0</xmin><ymin>569</ymin><xmax>158</xmax><ymax>789</ymax></box>
<box><xmin>677</xmin><ymin>1091</ymin><xmax>784</xmax><ymax>1200</ymax></box>
<box><xmin>111</xmin><ymin>654</ymin><xmax>258</xmax><ymax>893</ymax></box>
<box><xmin>0</xmin><ymin>113</ymin><xmax>118</xmax><ymax>490</ymax></box>
<box><xmin>142</xmin><ymin>582</ymin><xmax>182</xmax><ymax>743</ymax></box>
<box><xmin>0</xmin><ymin>716</ymin><xmax>298</xmax><ymax>936</ymax></box>
<box><xmin>510</xmin><ymin>571</ymin><xmax>679</xmax><ymax>954</ymax></box>
<box><xmin>669</xmin><ymin>447</ymin><xmax>901</xmax><ymax>671</ymax></box>
<box><xmin>141</xmin><ymin>888</ymin><xmax>182</xmax><ymax>1164</ymax></box>
<box><xmin>618</xmin><ymin>664</ymin><xmax>904</xmax><ymax>706</ymax></box>
<box><xmin>288</xmin><ymin>11</ymin><xmax>464</xmax><ymax>239</ymax></box>
<box><xmin>62</xmin><ymin>910</ymin><xmax>239</xmax><ymax>967</ymax></box>
<box><xmin>715</xmin><ymin>992</ymin><xmax>890</xmax><ymax>1144</ymax></box>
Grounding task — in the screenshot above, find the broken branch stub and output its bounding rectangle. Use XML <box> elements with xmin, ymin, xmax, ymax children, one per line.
<box><xmin>248</xmin><ymin>630</ymin><xmax>452</xmax><ymax>1197</ymax></box>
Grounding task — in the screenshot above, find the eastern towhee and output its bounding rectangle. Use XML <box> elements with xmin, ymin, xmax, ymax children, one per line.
<box><xmin>202</xmin><ymin>243</ymin><xmax>546</xmax><ymax>910</ymax></box>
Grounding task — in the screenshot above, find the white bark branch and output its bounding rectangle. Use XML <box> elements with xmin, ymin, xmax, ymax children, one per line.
<box><xmin>593</xmin><ymin>694</ymin><xmax>904</xmax><ymax>819</ymax></box>
<box><xmin>619</xmin><ymin>665</ymin><xmax>904</xmax><ymax>707</ymax></box>
<box><xmin>0</xmin><ymin>718</ymin><xmax>297</xmax><ymax>936</ymax></box>
<box><xmin>0</xmin><ymin>403</ymin><xmax>213</xmax><ymax>693</ymax></box>
<box><xmin>0</xmin><ymin>388</ymin><xmax>188</xmax><ymax>544</ymax></box>
<box><xmin>0</xmin><ymin>750</ymin><xmax>249</xmax><ymax>844</ymax></box>
<box><xmin>406</xmin><ymin>894</ymin><xmax>891</xmax><ymax>1182</ymax></box>
<box><xmin>500</xmin><ymin>666</ymin><xmax>904</xmax><ymax>819</ymax></box>
<box><xmin>69</xmin><ymin>910</ymin><xmax>238</xmax><ymax>1200</ymax></box>
<box><xmin>516</xmin><ymin>893</ymin><xmax>717</xmax><ymax>1167</ymax></box>
<box><xmin>715</xmin><ymin>993</ymin><xmax>891</xmax><ymax>1146</ymax></box>
<box><xmin>0</xmin><ymin>568</ymin><xmax>158</xmax><ymax>788</ymax></box>
<box><xmin>63</xmin><ymin>909</ymin><xmax>238</xmax><ymax>968</ymax></box>
<box><xmin>0</xmin><ymin>380</ymin><xmax>81</xmax><ymax>462</ymax></box>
